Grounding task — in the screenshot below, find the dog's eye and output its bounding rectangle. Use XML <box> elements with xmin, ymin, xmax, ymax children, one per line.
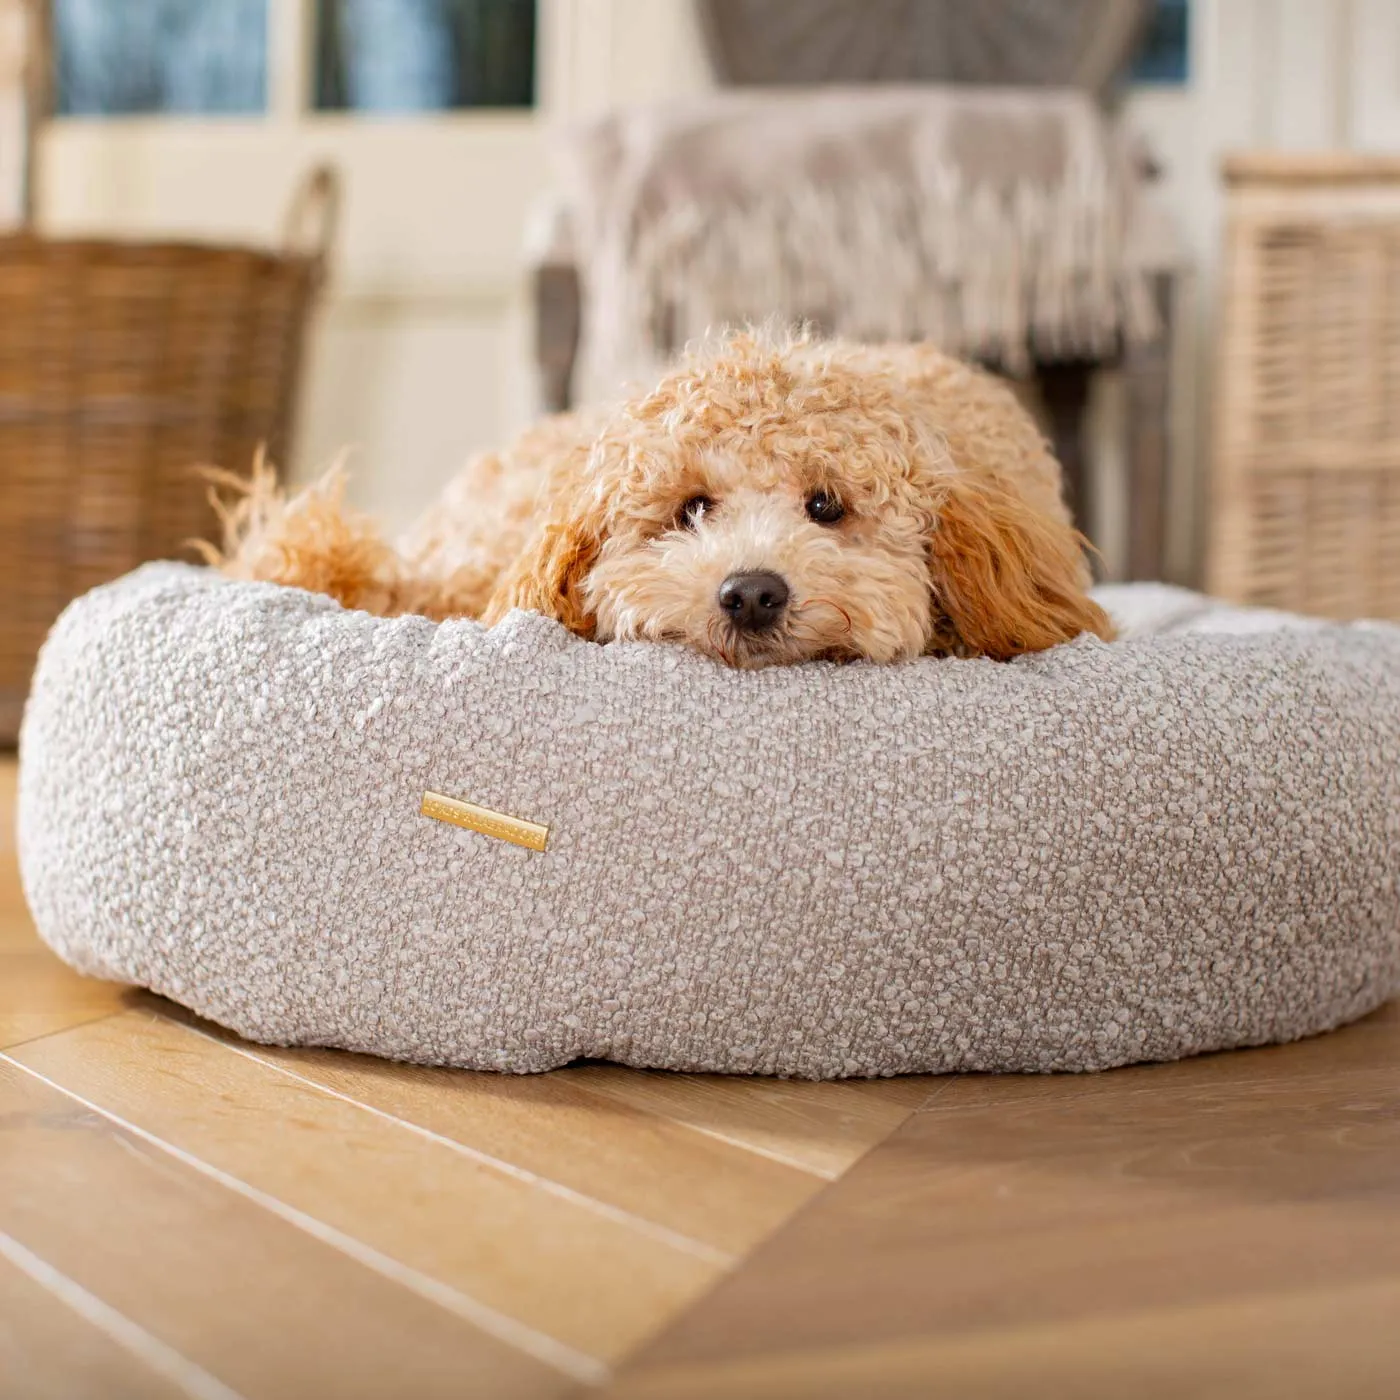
<box><xmin>677</xmin><ymin>495</ymin><xmax>714</xmax><ymax>529</ymax></box>
<box><xmin>805</xmin><ymin>491</ymin><xmax>845</xmax><ymax>525</ymax></box>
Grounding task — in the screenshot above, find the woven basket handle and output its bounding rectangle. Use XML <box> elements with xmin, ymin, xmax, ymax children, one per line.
<box><xmin>282</xmin><ymin>164</ymin><xmax>341</xmax><ymax>273</ymax></box>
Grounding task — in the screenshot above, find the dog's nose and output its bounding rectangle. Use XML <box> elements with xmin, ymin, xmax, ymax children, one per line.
<box><xmin>717</xmin><ymin>571</ymin><xmax>790</xmax><ymax>632</ymax></box>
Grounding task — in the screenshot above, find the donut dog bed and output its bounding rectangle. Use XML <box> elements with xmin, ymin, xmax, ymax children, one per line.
<box><xmin>17</xmin><ymin>564</ymin><xmax>1400</xmax><ymax>1077</ymax></box>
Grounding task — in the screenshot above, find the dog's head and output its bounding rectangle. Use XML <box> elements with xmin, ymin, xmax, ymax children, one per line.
<box><xmin>485</xmin><ymin>333</ymin><xmax>1112</xmax><ymax>666</ymax></box>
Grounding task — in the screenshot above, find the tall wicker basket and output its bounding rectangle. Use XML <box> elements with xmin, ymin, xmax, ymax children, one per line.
<box><xmin>1210</xmin><ymin>153</ymin><xmax>1400</xmax><ymax>620</ymax></box>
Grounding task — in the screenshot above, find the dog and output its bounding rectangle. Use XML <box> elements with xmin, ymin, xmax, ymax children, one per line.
<box><xmin>212</xmin><ymin>331</ymin><xmax>1113</xmax><ymax>666</ymax></box>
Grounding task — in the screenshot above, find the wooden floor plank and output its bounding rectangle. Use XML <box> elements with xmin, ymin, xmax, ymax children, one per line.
<box><xmin>7</xmin><ymin>1009</ymin><xmax>722</xmax><ymax>1365</ymax></box>
<box><xmin>221</xmin><ymin>1028</ymin><xmax>828</xmax><ymax>1257</ymax></box>
<box><xmin>0</xmin><ymin>951</ymin><xmax>127</xmax><ymax>1050</ymax></box>
<box><xmin>0</xmin><ymin>1059</ymin><xmax>574</xmax><ymax>1399</ymax></box>
<box><xmin>0</xmin><ymin>1248</ymin><xmax>190</xmax><ymax>1400</ymax></box>
<box><xmin>602</xmin><ymin>1277</ymin><xmax>1400</xmax><ymax>1400</ymax></box>
<box><xmin>607</xmin><ymin>1007</ymin><xmax>1400</xmax><ymax>1395</ymax></box>
<box><xmin>556</xmin><ymin>1064</ymin><xmax>930</xmax><ymax>1178</ymax></box>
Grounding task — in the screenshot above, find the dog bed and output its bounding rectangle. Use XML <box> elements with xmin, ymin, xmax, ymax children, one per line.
<box><xmin>18</xmin><ymin>563</ymin><xmax>1400</xmax><ymax>1077</ymax></box>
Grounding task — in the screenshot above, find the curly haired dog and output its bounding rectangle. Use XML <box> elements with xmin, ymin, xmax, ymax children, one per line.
<box><xmin>212</xmin><ymin>331</ymin><xmax>1113</xmax><ymax>666</ymax></box>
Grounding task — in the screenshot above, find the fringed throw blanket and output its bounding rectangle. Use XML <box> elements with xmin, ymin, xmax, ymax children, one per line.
<box><xmin>556</xmin><ymin>87</ymin><xmax>1176</xmax><ymax>401</ymax></box>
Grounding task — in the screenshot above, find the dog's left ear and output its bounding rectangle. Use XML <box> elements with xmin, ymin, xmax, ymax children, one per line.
<box><xmin>481</xmin><ymin>506</ymin><xmax>604</xmax><ymax>637</ymax></box>
<box><xmin>478</xmin><ymin>453</ymin><xmax>604</xmax><ymax>641</ymax></box>
<box><xmin>926</xmin><ymin>478</ymin><xmax>1114</xmax><ymax>660</ymax></box>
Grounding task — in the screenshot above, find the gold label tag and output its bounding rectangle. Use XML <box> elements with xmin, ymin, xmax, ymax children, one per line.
<box><xmin>420</xmin><ymin>791</ymin><xmax>549</xmax><ymax>853</ymax></box>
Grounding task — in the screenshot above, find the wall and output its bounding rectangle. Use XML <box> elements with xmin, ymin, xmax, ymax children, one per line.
<box><xmin>25</xmin><ymin>0</ymin><xmax>1400</xmax><ymax>579</ymax></box>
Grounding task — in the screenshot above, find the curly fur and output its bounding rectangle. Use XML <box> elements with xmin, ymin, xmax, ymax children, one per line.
<box><xmin>212</xmin><ymin>332</ymin><xmax>1113</xmax><ymax>666</ymax></box>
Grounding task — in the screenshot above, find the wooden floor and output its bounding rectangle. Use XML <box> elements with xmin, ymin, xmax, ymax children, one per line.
<box><xmin>2</xmin><ymin>756</ymin><xmax>1398</xmax><ymax>1398</ymax></box>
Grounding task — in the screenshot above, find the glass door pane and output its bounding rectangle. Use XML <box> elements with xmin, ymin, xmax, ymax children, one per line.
<box><xmin>314</xmin><ymin>0</ymin><xmax>535</xmax><ymax>112</ymax></box>
<box><xmin>1131</xmin><ymin>0</ymin><xmax>1190</xmax><ymax>85</ymax></box>
<box><xmin>53</xmin><ymin>0</ymin><xmax>268</xmax><ymax>116</ymax></box>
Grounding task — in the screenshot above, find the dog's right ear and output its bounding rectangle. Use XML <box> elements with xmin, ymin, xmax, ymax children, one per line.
<box><xmin>925</xmin><ymin>475</ymin><xmax>1114</xmax><ymax>660</ymax></box>
<box><xmin>481</xmin><ymin>506</ymin><xmax>604</xmax><ymax>636</ymax></box>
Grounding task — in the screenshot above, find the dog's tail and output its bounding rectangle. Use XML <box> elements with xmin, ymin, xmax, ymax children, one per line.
<box><xmin>194</xmin><ymin>449</ymin><xmax>404</xmax><ymax>616</ymax></box>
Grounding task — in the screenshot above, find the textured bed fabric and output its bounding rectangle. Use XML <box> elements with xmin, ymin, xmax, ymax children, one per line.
<box><xmin>18</xmin><ymin>564</ymin><xmax>1400</xmax><ymax>1077</ymax></box>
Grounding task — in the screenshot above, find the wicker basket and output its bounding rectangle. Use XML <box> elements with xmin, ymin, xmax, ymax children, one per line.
<box><xmin>0</xmin><ymin>174</ymin><xmax>337</xmax><ymax>744</ymax></box>
<box><xmin>1210</xmin><ymin>153</ymin><xmax>1400</xmax><ymax>620</ymax></box>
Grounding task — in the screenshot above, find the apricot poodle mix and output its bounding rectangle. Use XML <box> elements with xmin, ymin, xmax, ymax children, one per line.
<box><xmin>213</xmin><ymin>331</ymin><xmax>1113</xmax><ymax>666</ymax></box>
